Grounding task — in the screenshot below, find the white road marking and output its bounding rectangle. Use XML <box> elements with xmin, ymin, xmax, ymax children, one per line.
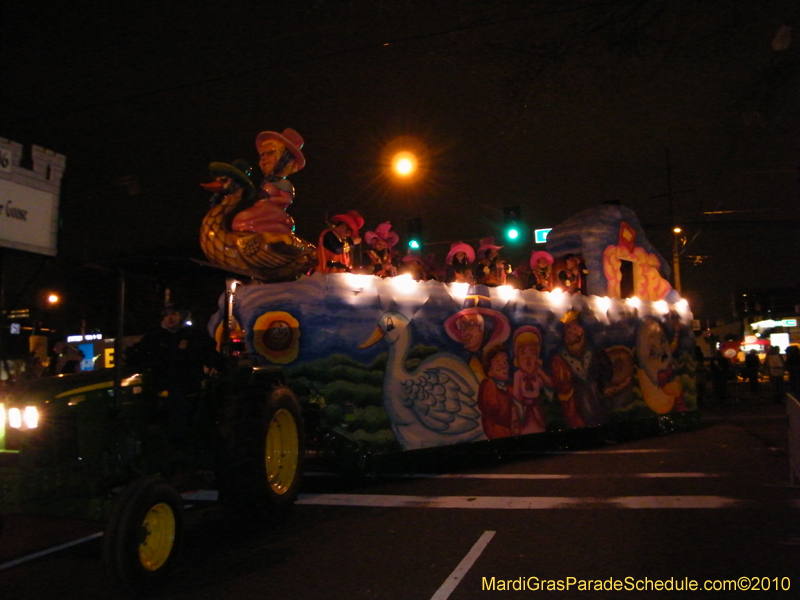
<box><xmin>181</xmin><ymin>489</ymin><xmax>219</xmax><ymax>501</ymax></box>
<box><xmin>610</xmin><ymin>496</ymin><xmax>741</xmax><ymax>509</ymax></box>
<box><xmin>538</xmin><ymin>448</ymin><xmax>674</xmax><ymax>454</ymax></box>
<box><xmin>430</xmin><ymin>530</ymin><xmax>495</xmax><ymax>600</ymax></box>
<box><xmin>2</xmin><ymin>496</ymin><xmax>212</xmax><ymax>572</ymax></box>
<box><xmin>305</xmin><ymin>471</ymin><xmax>724</xmax><ymax>479</ymax></box>
<box><xmin>296</xmin><ymin>493</ymin><xmax>741</xmax><ymax>509</ymax></box>
<box><xmin>0</xmin><ymin>532</ymin><xmax>103</xmax><ymax>571</ymax></box>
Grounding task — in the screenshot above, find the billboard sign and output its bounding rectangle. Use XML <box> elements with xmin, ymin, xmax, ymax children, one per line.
<box><xmin>0</xmin><ymin>179</ymin><xmax>59</xmax><ymax>256</ymax></box>
<box><xmin>0</xmin><ymin>140</ymin><xmax>65</xmax><ymax>257</ymax></box>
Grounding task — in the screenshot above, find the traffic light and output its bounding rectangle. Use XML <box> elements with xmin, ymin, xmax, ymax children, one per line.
<box><xmin>407</xmin><ymin>217</ymin><xmax>423</xmax><ymax>250</ymax></box>
<box><xmin>503</xmin><ymin>206</ymin><xmax>521</xmax><ymax>242</ymax></box>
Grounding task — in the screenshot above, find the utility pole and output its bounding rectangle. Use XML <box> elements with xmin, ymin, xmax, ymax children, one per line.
<box><xmin>664</xmin><ymin>148</ymin><xmax>681</xmax><ymax>294</ymax></box>
<box><xmin>665</xmin><ymin>148</ymin><xmax>682</xmax><ymax>294</ymax></box>
<box><xmin>648</xmin><ymin>151</ymin><xmax>693</xmax><ymax>295</ymax></box>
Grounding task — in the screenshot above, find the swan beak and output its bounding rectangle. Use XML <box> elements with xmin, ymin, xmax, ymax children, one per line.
<box><xmin>359</xmin><ymin>326</ymin><xmax>384</xmax><ymax>349</ymax></box>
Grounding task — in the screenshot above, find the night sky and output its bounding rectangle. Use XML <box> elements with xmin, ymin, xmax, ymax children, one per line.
<box><xmin>2</xmin><ymin>0</ymin><xmax>798</xmax><ymax>330</ymax></box>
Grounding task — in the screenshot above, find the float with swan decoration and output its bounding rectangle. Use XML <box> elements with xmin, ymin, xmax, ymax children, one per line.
<box><xmin>205</xmin><ymin>133</ymin><xmax>700</xmax><ymax>471</ymax></box>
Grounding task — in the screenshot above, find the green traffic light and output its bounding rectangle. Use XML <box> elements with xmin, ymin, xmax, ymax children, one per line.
<box><xmin>507</xmin><ymin>228</ymin><xmax>519</xmax><ymax>240</ymax></box>
<box><xmin>409</xmin><ymin>240</ymin><xmax>420</xmax><ymax>249</ymax></box>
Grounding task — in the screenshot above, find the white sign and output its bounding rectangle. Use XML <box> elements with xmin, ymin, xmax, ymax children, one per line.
<box><xmin>751</xmin><ymin>318</ymin><xmax>799</xmax><ymax>330</ymax></box>
<box><xmin>770</xmin><ymin>333</ymin><xmax>790</xmax><ymax>353</ymax></box>
<box><xmin>67</xmin><ymin>333</ymin><xmax>103</xmax><ymax>343</ymax></box>
<box><xmin>0</xmin><ymin>179</ymin><xmax>59</xmax><ymax>256</ymax></box>
<box><xmin>0</xmin><ymin>149</ymin><xmax>11</xmax><ymax>174</ymax></box>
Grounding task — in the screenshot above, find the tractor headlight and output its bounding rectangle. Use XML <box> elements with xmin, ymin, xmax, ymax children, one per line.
<box><xmin>2</xmin><ymin>402</ymin><xmax>41</xmax><ymax>452</ymax></box>
<box><xmin>3</xmin><ymin>405</ymin><xmax>39</xmax><ymax>429</ymax></box>
<box><xmin>23</xmin><ymin>406</ymin><xmax>39</xmax><ymax>428</ymax></box>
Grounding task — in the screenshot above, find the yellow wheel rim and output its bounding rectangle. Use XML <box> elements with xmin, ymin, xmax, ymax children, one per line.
<box><xmin>138</xmin><ymin>502</ymin><xmax>176</xmax><ymax>571</ymax></box>
<box><xmin>266</xmin><ymin>408</ymin><xmax>299</xmax><ymax>495</ymax></box>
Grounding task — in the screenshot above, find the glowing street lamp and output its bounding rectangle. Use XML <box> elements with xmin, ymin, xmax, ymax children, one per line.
<box><xmin>671</xmin><ymin>227</ymin><xmax>683</xmax><ymax>294</ymax></box>
<box><xmin>392</xmin><ymin>151</ymin><xmax>417</xmax><ymax>178</ymax></box>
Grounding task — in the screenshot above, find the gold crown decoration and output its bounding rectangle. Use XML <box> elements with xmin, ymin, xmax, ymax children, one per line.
<box><xmin>560</xmin><ymin>310</ymin><xmax>580</xmax><ymax>325</ymax></box>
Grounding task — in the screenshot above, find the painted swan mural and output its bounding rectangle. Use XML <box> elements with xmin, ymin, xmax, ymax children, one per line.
<box><xmin>360</xmin><ymin>311</ymin><xmax>487</xmax><ymax>450</ymax></box>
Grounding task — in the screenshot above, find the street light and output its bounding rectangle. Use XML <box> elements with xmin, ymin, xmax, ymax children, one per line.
<box><xmin>392</xmin><ymin>151</ymin><xmax>417</xmax><ymax>178</ymax></box>
<box><xmin>672</xmin><ymin>227</ymin><xmax>683</xmax><ymax>294</ymax></box>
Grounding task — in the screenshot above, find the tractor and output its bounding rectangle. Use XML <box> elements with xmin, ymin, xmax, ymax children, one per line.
<box><xmin>0</xmin><ymin>261</ymin><xmax>305</xmax><ymax>595</ymax></box>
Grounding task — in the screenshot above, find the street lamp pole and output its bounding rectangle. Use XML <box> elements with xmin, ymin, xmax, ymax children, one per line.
<box><xmin>665</xmin><ymin>148</ymin><xmax>682</xmax><ymax>295</ymax></box>
<box><xmin>672</xmin><ymin>227</ymin><xmax>682</xmax><ymax>295</ymax></box>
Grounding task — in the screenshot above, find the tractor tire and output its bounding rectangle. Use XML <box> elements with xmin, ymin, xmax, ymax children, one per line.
<box><xmin>103</xmin><ymin>475</ymin><xmax>184</xmax><ymax>596</ymax></box>
<box><xmin>216</xmin><ymin>386</ymin><xmax>304</xmax><ymax>517</ymax></box>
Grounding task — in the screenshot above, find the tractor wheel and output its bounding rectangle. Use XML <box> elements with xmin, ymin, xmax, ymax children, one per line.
<box><xmin>103</xmin><ymin>475</ymin><xmax>184</xmax><ymax>595</ymax></box>
<box><xmin>216</xmin><ymin>386</ymin><xmax>304</xmax><ymax>516</ymax></box>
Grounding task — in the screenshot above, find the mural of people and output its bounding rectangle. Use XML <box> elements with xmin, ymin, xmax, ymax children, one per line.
<box><xmin>445</xmin><ymin>241</ymin><xmax>476</xmax><ymax>284</ymax></box>
<box><xmin>511</xmin><ymin>326</ymin><xmax>553</xmax><ymax>434</ymax></box>
<box><xmin>634</xmin><ymin>316</ymin><xmax>686</xmax><ymax>414</ymax></box>
<box><xmin>231</xmin><ymin>129</ymin><xmax>305</xmax><ymax>235</ymax></box>
<box><xmin>529</xmin><ymin>250</ymin><xmax>554</xmax><ymax>292</ymax></box>
<box><xmin>603</xmin><ymin>345</ymin><xmax>635</xmax><ymax>412</ymax></box>
<box><xmin>444</xmin><ymin>287</ymin><xmax>511</xmax><ymax>382</ymax></box>
<box><xmin>364</xmin><ymin>221</ymin><xmax>399</xmax><ymax>277</ymax></box>
<box><xmin>316</xmin><ymin>210</ymin><xmax>364</xmax><ymax>273</ymax></box>
<box><xmin>477</xmin><ymin>344</ymin><xmax>516</xmax><ymax>439</ymax></box>
<box><xmin>550</xmin><ymin>310</ymin><xmax>612</xmax><ymax>427</ymax></box>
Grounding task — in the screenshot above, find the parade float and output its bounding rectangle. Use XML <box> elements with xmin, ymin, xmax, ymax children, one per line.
<box><xmin>0</xmin><ymin>129</ymin><xmax>700</xmax><ymax>593</ymax></box>
<box><xmin>199</xmin><ymin>130</ymin><xmax>700</xmax><ymax>472</ymax></box>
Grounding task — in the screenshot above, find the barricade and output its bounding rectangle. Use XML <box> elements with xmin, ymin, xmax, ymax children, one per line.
<box><xmin>788</xmin><ymin>393</ymin><xmax>800</xmax><ymax>486</ymax></box>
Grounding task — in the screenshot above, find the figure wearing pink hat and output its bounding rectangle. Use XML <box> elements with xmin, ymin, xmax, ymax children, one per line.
<box><xmin>364</xmin><ymin>222</ymin><xmax>399</xmax><ymax>277</ymax></box>
<box><xmin>474</xmin><ymin>237</ymin><xmax>511</xmax><ymax>286</ymax></box>
<box><xmin>445</xmin><ymin>241</ymin><xmax>476</xmax><ymax>284</ymax></box>
<box><xmin>316</xmin><ymin>210</ymin><xmax>364</xmax><ymax>273</ymax></box>
<box><xmin>556</xmin><ymin>253</ymin><xmax>588</xmax><ymax>295</ymax></box>
<box><xmin>529</xmin><ymin>250</ymin><xmax>554</xmax><ymax>292</ymax></box>
<box><xmin>400</xmin><ymin>252</ymin><xmax>426</xmax><ymax>281</ymax></box>
<box><xmin>232</xmin><ymin>128</ymin><xmax>306</xmax><ymax>235</ymax></box>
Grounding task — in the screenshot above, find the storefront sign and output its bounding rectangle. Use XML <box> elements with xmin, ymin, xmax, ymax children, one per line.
<box><xmin>0</xmin><ymin>179</ymin><xmax>59</xmax><ymax>256</ymax></box>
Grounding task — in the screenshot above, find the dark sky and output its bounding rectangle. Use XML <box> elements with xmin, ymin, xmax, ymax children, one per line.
<box><xmin>2</xmin><ymin>0</ymin><xmax>798</xmax><ymax>326</ymax></box>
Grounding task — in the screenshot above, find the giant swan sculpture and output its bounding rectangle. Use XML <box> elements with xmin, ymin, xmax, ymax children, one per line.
<box><xmin>360</xmin><ymin>311</ymin><xmax>486</xmax><ymax>450</ymax></box>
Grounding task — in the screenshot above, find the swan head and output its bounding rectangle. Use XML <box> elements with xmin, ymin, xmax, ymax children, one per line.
<box><xmin>359</xmin><ymin>311</ymin><xmax>409</xmax><ymax>348</ymax></box>
<box><xmin>200</xmin><ymin>161</ymin><xmax>255</xmax><ymax>194</ymax></box>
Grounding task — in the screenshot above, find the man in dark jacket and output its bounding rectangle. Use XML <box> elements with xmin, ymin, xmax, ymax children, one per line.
<box><xmin>127</xmin><ymin>305</ymin><xmax>223</xmax><ymax>439</ymax></box>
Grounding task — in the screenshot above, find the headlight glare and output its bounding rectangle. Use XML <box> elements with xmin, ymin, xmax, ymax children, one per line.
<box><xmin>23</xmin><ymin>406</ymin><xmax>39</xmax><ymax>429</ymax></box>
<box><xmin>6</xmin><ymin>406</ymin><xmax>38</xmax><ymax>429</ymax></box>
<box><xmin>8</xmin><ymin>408</ymin><xmax>22</xmax><ymax>429</ymax></box>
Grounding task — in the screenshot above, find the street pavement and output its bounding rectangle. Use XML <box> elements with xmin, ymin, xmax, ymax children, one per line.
<box><xmin>2</xmin><ymin>381</ymin><xmax>798</xmax><ymax>599</ymax></box>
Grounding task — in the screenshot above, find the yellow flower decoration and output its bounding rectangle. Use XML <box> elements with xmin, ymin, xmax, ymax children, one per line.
<box><xmin>252</xmin><ymin>311</ymin><xmax>300</xmax><ymax>364</ymax></box>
